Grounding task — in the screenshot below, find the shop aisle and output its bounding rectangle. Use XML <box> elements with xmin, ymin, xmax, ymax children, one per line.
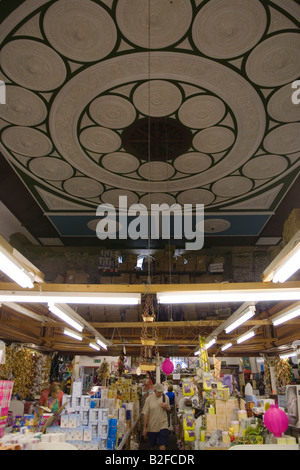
<box><xmin>139</xmin><ymin>430</ymin><xmax>178</xmax><ymax>450</ymax></box>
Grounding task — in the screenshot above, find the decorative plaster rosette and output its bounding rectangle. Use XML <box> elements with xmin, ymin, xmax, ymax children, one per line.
<box><xmin>0</xmin><ymin>0</ymin><xmax>299</xmax><ymax>238</ymax></box>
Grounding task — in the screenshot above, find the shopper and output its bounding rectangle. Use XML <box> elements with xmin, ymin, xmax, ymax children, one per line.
<box><xmin>39</xmin><ymin>377</ymin><xmax>64</xmax><ymax>408</ymax></box>
<box><xmin>166</xmin><ymin>385</ymin><xmax>175</xmax><ymax>429</ymax></box>
<box><xmin>142</xmin><ymin>382</ymin><xmax>170</xmax><ymax>450</ymax></box>
<box><xmin>47</xmin><ymin>384</ymin><xmax>61</xmax><ymax>413</ymax></box>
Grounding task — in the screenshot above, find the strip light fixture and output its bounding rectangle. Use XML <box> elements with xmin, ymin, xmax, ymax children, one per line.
<box><xmin>0</xmin><ymin>291</ymin><xmax>141</xmax><ymax>305</ymax></box>
<box><xmin>0</xmin><ymin>250</ymin><xmax>35</xmax><ymax>288</ymax></box>
<box><xmin>225</xmin><ymin>305</ymin><xmax>256</xmax><ymax>333</ymax></box>
<box><xmin>272</xmin><ymin>242</ymin><xmax>300</xmax><ymax>283</ymax></box>
<box><xmin>263</xmin><ymin>231</ymin><xmax>300</xmax><ymax>283</ymax></box>
<box><xmin>156</xmin><ymin>285</ymin><xmax>300</xmax><ymax>304</ymax></box>
<box><xmin>221</xmin><ymin>343</ymin><xmax>232</xmax><ymax>351</ymax></box>
<box><xmin>236</xmin><ymin>329</ymin><xmax>256</xmax><ymax>344</ymax></box>
<box><xmin>48</xmin><ymin>303</ymin><xmax>84</xmax><ymax>332</ymax></box>
<box><xmin>63</xmin><ymin>328</ymin><xmax>83</xmax><ymax>341</ymax></box>
<box><xmin>272</xmin><ymin>303</ymin><xmax>300</xmax><ymax>326</ymax></box>
<box><xmin>89</xmin><ymin>342</ymin><xmax>100</xmax><ymax>351</ymax></box>
<box><xmin>96</xmin><ymin>338</ymin><xmax>108</xmax><ymax>350</ymax></box>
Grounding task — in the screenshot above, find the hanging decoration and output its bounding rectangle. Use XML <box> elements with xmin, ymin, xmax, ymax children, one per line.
<box><xmin>140</xmin><ymin>295</ymin><xmax>158</xmax><ymax>372</ymax></box>
<box><xmin>263</xmin><ymin>404</ymin><xmax>289</xmax><ymax>438</ymax></box>
<box><xmin>0</xmin><ymin>343</ymin><xmax>51</xmax><ymax>399</ymax></box>
<box><xmin>161</xmin><ymin>357</ymin><xmax>174</xmax><ymax>375</ymax></box>
<box><xmin>274</xmin><ymin>357</ymin><xmax>292</xmax><ymax>393</ymax></box>
<box><xmin>195</xmin><ymin>336</ymin><xmax>210</xmax><ymax>381</ymax></box>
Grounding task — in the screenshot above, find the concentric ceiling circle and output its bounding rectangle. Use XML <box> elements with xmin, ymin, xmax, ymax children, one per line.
<box><xmin>43</xmin><ymin>0</ymin><xmax>117</xmax><ymax>62</ymax></box>
<box><xmin>174</xmin><ymin>152</ymin><xmax>212</xmax><ymax>174</ymax></box>
<box><xmin>29</xmin><ymin>157</ymin><xmax>74</xmax><ymax>181</ymax></box>
<box><xmin>212</xmin><ymin>176</ymin><xmax>253</xmax><ymax>197</ymax></box>
<box><xmin>64</xmin><ymin>177</ymin><xmax>103</xmax><ymax>198</ymax></box>
<box><xmin>2</xmin><ymin>127</ymin><xmax>53</xmax><ymax>157</ymax></box>
<box><xmin>263</xmin><ymin>123</ymin><xmax>300</xmax><ymax>154</ymax></box>
<box><xmin>246</xmin><ymin>33</ymin><xmax>300</xmax><ymax>87</ymax></box>
<box><xmin>133</xmin><ymin>80</ymin><xmax>182</xmax><ymax>117</ymax></box>
<box><xmin>1</xmin><ymin>39</ymin><xmax>66</xmax><ymax>91</ymax></box>
<box><xmin>193</xmin><ymin>127</ymin><xmax>235</xmax><ymax>154</ymax></box>
<box><xmin>80</xmin><ymin>127</ymin><xmax>121</xmax><ymax>153</ymax></box>
<box><xmin>178</xmin><ymin>94</ymin><xmax>226</xmax><ymax>129</ymax></box>
<box><xmin>0</xmin><ymin>86</ymin><xmax>47</xmax><ymax>126</ymax></box>
<box><xmin>242</xmin><ymin>155</ymin><xmax>288</xmax><ymax>179</ymax></box>
<box><xmin>89</xmin><ymin>95</ymin><xmax>136</xmax><ymax>129</ymax></box>
<box><xmin>138</xmin><ymin>162</ymin><xmax>175</xmax><ymax>181</ymax></box>
<box><xmin>192</xmin><ymin>0</ymin><xmax>267</xmax><ymax>59</ymax></box>
<box><xmin>177</xmin><ymin>189</ymin><xmax>215</xmax><ymax>206</ymax></box>
<box><xmin>116</xmin><ymin>0</ymin><xmax>193</xmax><ymax>49</ymax></box>
<box><xmin>101</xmin><ymin>153</ymin><xmax>140</xmax><ymax>174</ymax></box>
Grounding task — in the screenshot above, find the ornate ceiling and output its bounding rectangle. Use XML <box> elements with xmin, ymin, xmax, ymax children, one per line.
<box><xmin>0</xmin><ymin>0</ymin><xmax>299</xmax><ymax>248</ymax></box>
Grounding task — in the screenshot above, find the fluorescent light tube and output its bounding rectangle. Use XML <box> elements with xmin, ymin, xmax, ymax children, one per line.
<box><xmin>225</xmin><ymin>306</ymin><xmax>255</xmax><ymax>333</ymax></box>
<box><xmin>279</xmin><ymin>352</ymin><xmax>296</xmax><ymax>360</ymax></box>
<box><xmin>63</xmin><ymin>328</ymin><xmax>83</xmax><ymax>341</ymax></box>
<box><xmin>0</xmin><ymin>291</ymin><xmax>141</xmax><ymax>305</ymax></box>
<box><xmin>221</xmin><ymin>343</ymin><xmax>232</xmax><ymax>351</ymax></box>
<box><xmin>272</xmin><ymin>243</ymin><xmax>300</xmax><ymax>283</ymax></box>
<box><xmin>48</xmin><ymin>303</ymin><xmax>84</xmax><ymax>332</ymax></box>
<box><xmin>157</xmin><ymin>288</ymin><xmax>300</xmax><ymax>304</ymax></box>
<box><xmin>89</xmin><ymin>342</ymin><xmax>100</xmax><ymax>351</ymax></box>
<box><xmin>194</xmin><ymin>350</ymin><xmax>200</xmax><ymax>356</ymax></box>
<box><xmin>237</xmin><ymin>330</ymin><xmax>255</xmax><ymax>344</ymax></box>
<box><xmin>206</xmin><ymin>338</ymin><xmax>216</xmax><ymax>349</ymax></box>
<box><xmin>272</xmin><ymin>305</ymin><xmax>300</xmax><ymax>326</ymax></box>
<box><xmin>0</xmin><ymin>251</ymin><xmax>35</xmax><ymax>288</ymax></box>
<box><xmin>96</xmin><ymin>338</ymin><xmax>107</xmax><ymax>350</ymax></box>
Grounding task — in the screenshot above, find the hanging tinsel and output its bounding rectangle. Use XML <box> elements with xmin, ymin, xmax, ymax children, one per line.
<box><xmin>0</xmin><ymin>343</ymin><xmax>51</xmax><ymax>399</ymax></box>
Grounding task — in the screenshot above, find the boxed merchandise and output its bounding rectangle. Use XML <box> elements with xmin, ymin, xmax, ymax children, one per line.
<box><xmin>205</xmin><ymin>414</ymin><xmax>217</xmax><ymax>431</ymax></box>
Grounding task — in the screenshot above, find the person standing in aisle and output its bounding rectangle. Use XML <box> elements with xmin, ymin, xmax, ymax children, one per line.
<box><xmin>39</xmin><ymin>377</ymin><xmax>64</xmax><ymax>408</ymax></box>
<box><xmin>142</xmin><ymin>383</ymin><xmax>170</xmax><ymax>450</ymax></box>
<box><xmin>166</xmin><ymin>385</ymin><xmax>175</xmax><ymax>429</ymax></box>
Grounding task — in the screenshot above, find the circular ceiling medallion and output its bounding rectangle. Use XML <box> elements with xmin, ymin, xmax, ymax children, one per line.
<box><xmin>246</xmin><ymin>33</ymin><xmax>300</xmax><ymax>87</ymax></box>
<box><xmin>29</xmin><ymin>157</ymin><xmax>74</xmax><ymax>181</ymax></box>
<box><xmin>203</xmin><ymin>218</ymin><xmax>231</xmax><ymax>233</ymax></box>
<box><xmin>122</xmin><ymin>117</ymin><xmax>192</xmax><ymax>162</ymax></box>
<box><xmin>192</xmin><ymin>0</ymin><xmax>267</xmax><ymax>59</ymax></box>
<box><xmin>174</xmin><ymin>152</ymin><xmax>212</xmax><ymax>174</ymax></box>
<box><xmin>193</xmin><ymin>126</ymin><xmax>235</xmax><ymax>153</ymax></box>
<box><xmin>101</xmin><ymin>152</ymin><xmax>140</xmax><ymax>174</ymax></box>
<box><xmin>268</xmin><ymin>84</ymin><xmax>300</xmax><ymax>123</ymax></box>
<box><xmin>212</xmin><ymin>175</ymin><xmax>253</xmax><ymax>197</ymax></box>
<box><xmin>80</xmin><ymin>127</ymin><xmax>121</xmax><ymax>153</ymax></box>
<box><xmin>138</xmin><ymin>161</ymin><xmax>175</xmax><ymax>181</ymax></box>
<box><xmin>242</xmin><ymin>155</ymin><xmax>289</xmax><ymax>179</ymax></box>
<box><xmin>177</xmin><ymin>188</ymin><xmax>215</xmax><ymax>206</ymax></box>
<box><xmin>89</xmin><ymin>95</ymin><xmax>136</xmax><ymax>129</ymax></box>
<box><xmin>116</xmin><ymin>0</ymin><xmax>193</xmax><ymax>49</ymax></box>
<box><xmin>263</xmin><ymin>123</ymin><xmax>300</xmax><ymax>154</ymax></box>
<box><xmin>2</xmin><ymin>127</ymin><xmax>53</xmax><ymax>157</ymax></box>
<box><xmin>178</xmin><ymin>94</ymin><xmax>226</xmax><ymax>129</ymax></box>
<box><xmin>133</xmin><ymin>80</ymin><xmax>182</xmax><ymax>117</ymax></box>
<box><xmin>43</xmin><ymin>0</ymin><xmax>117</xmax><ymax>62</ymax></box>
<box><xmin>139</xmin><ymin>193</ymin><xmax>176</xmax><ymax>208</ymax></box>
<box><xmin>101</xmin><ymin>189</ymin><xmax>138</xmax><ymax>207</ymax></box>
<box><xmin>0</xmin><ymin>86</ymin><xmax>47</xmax><ymax>126</ymax></box>
<box><xmin>1</xmin><ymin>39</ymin><xmax>66</xmax><ymax>91</ymax></box>
<box><xmin>64</xmin><ymin>177</ymin><xmax>103</xmax><ymax>198</ymax></box>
